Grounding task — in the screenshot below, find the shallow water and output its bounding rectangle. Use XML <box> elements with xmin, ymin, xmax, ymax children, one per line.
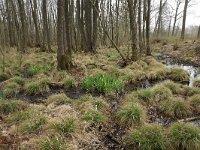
<box><xmin>156</xmin><ymin>54</ymin><xmax>200</xmax><ymax>87</ymax></box>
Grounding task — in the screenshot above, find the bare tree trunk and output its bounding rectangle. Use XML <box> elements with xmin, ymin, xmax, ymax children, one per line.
<box><xmin>76</xmin><ymin>0</ymin><xmax>87</xmax><ymax>51</ymax></box>
<box><xmin>85</xmin><ymin>0</ymin><xmax>93</xmax><ymax>52</ymax></box>
<box><xmin>42</xmin><ymin>0</ymin><xmax>52</xmax><ymax>52</ymax></box>
<box><xmin>5</xmin><ymin>0</ymin><xmax>15</xmax><ymax>47</ymax></box>
<box><xmin>92</xmin><ymin>0</ymin><xmax>98</xmax><ymax>52</ymax></box>
<box><xmin>143</xmin><ymin>0</ymin><xmax>147</xmax><ymax>47</ymax></box>
<box><xmin>30</xmin><ymin>0</ymin><xmax>41</xmax><ymax>47</ymax></box>
<box><xmin>57</xmin><ymin>0</ymin><xmax>72</xmax><ymax>70</ymax></box>
<box><xmin>168</xmin><ymin>15</ymin><xmax>172</xmax><ymax>36</ymax></box>
<box><xmin>146</xmin><ymin>0</ymin><xmax>151</xmax><ymax>56</ymax></box>
<box><xmin>138</xmin><ymin>0</ymin><xmax>142</xmax><ymax>53</ymax></box>
<box><xmin>181</xmin><ymin>0</ymin><xmax>189</xmax><ymax>40</ymax></box>
<box><xmin>115</xmin><ymin>0</ymin><xmax>120</xmax><ymax>46</ymax></box>
<box><xmin>197</xmin><ymin>25</ymin><xmax>200</xmax><ymax>39</ymax></box>
<box><xmin>127</xmin><ymin>0</ymin><xmax>138</xmax><ymax>61</ymax></box>
<box><xmin>17</xmin><ymin>0</ymin><xmax>27</xmax><ymax>52</ymax></box>
<box><xmin>172</xmin><ymin>0</ymin><xmax>181</xmax><ymax>36</ymax></box>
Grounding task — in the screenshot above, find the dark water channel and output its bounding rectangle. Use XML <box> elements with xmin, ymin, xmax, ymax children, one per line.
<box><xmin>155</xmin><ymin>53</ymin><xmax>200</xmax><ymax>87</ymax></box>
<box><xmin>154</xmin><ymin>53</ymin><xmax>200</xmax><ymax>127</ymax></box>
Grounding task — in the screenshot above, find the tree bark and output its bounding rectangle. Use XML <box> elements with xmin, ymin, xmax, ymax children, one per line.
<box><xmin>57</xmin><ymin>0</ymin><xmax>72</xmax><ymax>70</ymax></box>
<box><xmin>42</xmin><ymin>0</ymin><xmax>52</xmax><ymax>52</ymax></box>
<box><xmin>181</xmin><ymin>0</ymin><xmax>189</xmax><ymax>40</ymax></box>
<box><xmin>127</xmin><ymin>0</ymin><xmax>138</xmax><ymax>61</ymax></box>
<box><xmin>30</xmin><ymin>0</ymin><xmax>41</xmax><ymax>47</ymax></box>
<box><xmin>17</xmin><ymin>0</ymin><xmax>28</xmax><ymax>52</ymax></box>
<box><xmin>146</xmin><ymin>0</ymin><xmax>151</xmax><ymax>56</ymax></box>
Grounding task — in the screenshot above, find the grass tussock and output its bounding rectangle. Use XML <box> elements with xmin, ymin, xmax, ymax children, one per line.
<box><xmin>193</xmin><ymin>79</ymin><xmax>200</xmax><ymax>88</ymax></box>
<box><xmin>1</xmin><ymin>82</ymin><xmax>21</xmax><ymax>98</ymax></box>
<box><xmin>46</xmin><ymin>94</ymin><xmax>72</xmax><ymax>106</ymax></box>
<box><xmin>0</xmin><ymin>72</ymin><xmax>10</xmax><ymax>81</ymax></box>
<box><xmin>160</xmin><ymin>98</ymin><xmax>192</xmax><ymax>119</ymax></box>
<box><xmin>0</xmin><ymin>99</ymin><xmax>27</xmax><ymax>115</ymax></box>
<box><xmin>152</xmin><ymin>85</ymin><xmax>173</xmax><ymax>102</ymax></box>
<box><xmin>182</xmin><ymin>86</ymin><xmax>200</xmax><ymax>96</ymax></box>
<box><xmin>117</xmin><ymin>103</ymin><xmax>145</xmax><ymax>128</ymax></box>
<box><xmin>137</xmin><ymin>89</ymin><xmax>154</xmax><ymax>105</ymax></box>
<box><xmin>78</xmin><ymin>95</ymin><xmax>109</xmax><ymax>113</ymax></box>
<box><xmin>162</xmin><ymin>80</ymin><xmax>182</xmax><ymax>94</ymax></box>
<box><xmin>39</xmin><ymin>135</ymin><xmax>67</xmax><ymax>150</ymax></box>
<box><xmin>16</xmin><ymin>112</ymin><xmax>47</xmax><ymax>134</ymax></box>
<box><xmin>27</xmin><ymin>63</ymin><xmax>53</xmax><ymax>77</ymax></box>
<box><xmin>10</xmin><ymin>76</ymin><xmax>25</xmax><ymax>85</ymax></box>
<box><xmin>82</xmin><ymin>109</ymin><xmax>107</xmax><ymax>124</ymax></box>
<box><xmin>81</xmin><ymin>74</ymin><xmax>124</xmax><ymax>94</ymax></box>
<box><xmin>169</xmin><ymin>68</ymin><xmax>189</xmax><ymax>82</ymax></box>
<box><xmin>189</xmin><ymin>94</ymin><xmax>200</xmax><ymax>113</ymax></box>
<box><xmin>126</xmin><ymin>125</ymin><xmax>167</xmax><ymax>150</ymax></box>
<box><xmin>169</xmin><ymin>123</ymin><xmax>200</xmax><ymax>150</ymax></box>
<box><xmin>25</xmin><ymin>78</ymin><xmax>50</xmax><ymax>95</ymax></box>
<box><xmin>52</xmin><ymin>117</ymin><xmax>78</xmax><ymax>137</ymax></box>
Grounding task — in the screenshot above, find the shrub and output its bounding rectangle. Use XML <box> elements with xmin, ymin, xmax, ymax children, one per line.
<box><xmin>162</xmin><ymin>80</ymin><xmax>181</xmax><ymax>94</ymax></box>
<box><xmin>126</xmin><ymin>125</ymin><xmax>167</xmax><ymax>150</ymax></box>
<box><xmin>137</xmin><ymin>89</ymin><xmax>154</xmax><ymax>105</ymax></box>
<box><xmin>25</xmin><ymin>79</ymin><xmax>50</xmax><ymax>95</ymax></box>
<box><xmin>189</xmin><ymin>94</ymin><xmax>200</xmax><ymax>113</ymax></box>
<box><xmin>47</xmin><ymin>94</ymin><xmax>72</xmax><ymax>105</ymax></box>
<box><xmin>81</xmin><ymin>74</ymin><xmax>125</xmax><ymax>94</ymax></box>
<box><xmin>82</xmin><ymin>109</ymin><xmax>107</xmax><ymax>123</ymax></box>
<box><xmin>160</xmin><ymin>98</ymin><xmax>192</xmax><ymax>119</ymax></box>
<box><xmin>169</xmin><ymin>123</ymin><xmax>200</xmax><ymax>150</ymax></box>
<box><xmin>52</xmin><ymin>117</ymin><xmax>77</xmax><ymax>136</ymax></box>
<box><xmin>169</xmin><ymin>68</ymin><xmax>189</xmax><ymax>82</ymax></box>
<box><xmin>152</xmin><ymin>85</ymin><xmax>172</xmax><ymax>102</ymax></box>
<box><xmin>0</xmin><ymin>100</ymin><xmax>27</xmax><ymax>115</ymax></box>
<box><xmin>117</xmin><ymin>103</ymin><xmax>145</xmax><ymax>128</ymax></box>
<box><xmin>39</xmin><ymin>135</ymin><xmax>67</xmax><ymax>150</ymax></box>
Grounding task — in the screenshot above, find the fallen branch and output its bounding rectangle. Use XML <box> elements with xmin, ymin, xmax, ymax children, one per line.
<box><xmin>178</xmin><ymin>116</ymin><xmax>200</xmax><ymax>123</ymax></box>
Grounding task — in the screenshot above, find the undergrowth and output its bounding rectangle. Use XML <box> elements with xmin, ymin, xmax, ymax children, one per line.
<box><xmin>81</xmin><ymin>74</ymin><xmax>125</xmax><ymax>94</ymax></box>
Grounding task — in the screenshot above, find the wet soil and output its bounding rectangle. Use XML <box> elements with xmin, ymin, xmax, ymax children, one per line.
<box><xmin>2</xmin><ymin>53</ymin><xmax>200</xmax><ymax>149</ymax></box>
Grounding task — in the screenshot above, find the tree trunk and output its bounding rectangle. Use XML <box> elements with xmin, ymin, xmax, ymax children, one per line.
<box><xmin>42</xmin><ymin>0</ymin><xmax>52</xmax><ymax>52</ymax></box>
<box><xmin>17</xmin><ymin>0</ymin><xmax>27</xmax><ymax>52</ymax></box>
<box><xmin>181</xmin><ymin>0</ymin><xmax>189</xmax><ymax>40</ymax></box>
<box><xmin>146</xmin><ymin>0</ymin><xmax>151</xmax><ymax>56</ymax></box>
<box><xmin>172</xmin><ymin>0</ymin><xmax>181</xmax><ymax>36</ymax></box>
<box><xmin>92</xmin><ymin>0</ymin><xmax>98</xmax><ymax>52</ymax></box>
<box><xmin>30</xmin><ymin>0</ymin><xmax>41</xmax><ymax>47</ymax></box>
<box><xmin>138</xmin><ymin>0</ymin><xmax>142</xmax><ymax>53</ymax></box>
<box><xmin>57</xmin><ymin>0</ymin><xmax>72</xmax><ymax>70</ymax></box>
<box><xmin>197</xmin><ymin>25</ymin><xmax>200</xmax><ymax>39</ymax></box>
<box><xmin>127</xmin><ymin>0</ymin><xmax>138</xmax><ymax>61</ymax></box>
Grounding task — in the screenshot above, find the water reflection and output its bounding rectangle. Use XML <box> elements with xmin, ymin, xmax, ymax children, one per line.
<box><xmin>157</xmin><ymin>54</ymin><xmax>200</xmax><ymax>87</ymax></box>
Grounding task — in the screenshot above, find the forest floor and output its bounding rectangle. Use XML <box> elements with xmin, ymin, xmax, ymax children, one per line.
<box><xmin>153</xmin><ymin>38</ymin><xmax>200</xmax><ymax>66</ymax></box>
<box><xmin>0</xmin><ymin>44</ymin><xmax>200</xmax><ymax>150</ymax></box>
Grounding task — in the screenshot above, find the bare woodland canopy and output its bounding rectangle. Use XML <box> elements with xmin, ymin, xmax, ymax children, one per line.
<box><xmin>0</xmin><ymin>0</ymin><xmax>199</xmax><ymax>70</ymax></box>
